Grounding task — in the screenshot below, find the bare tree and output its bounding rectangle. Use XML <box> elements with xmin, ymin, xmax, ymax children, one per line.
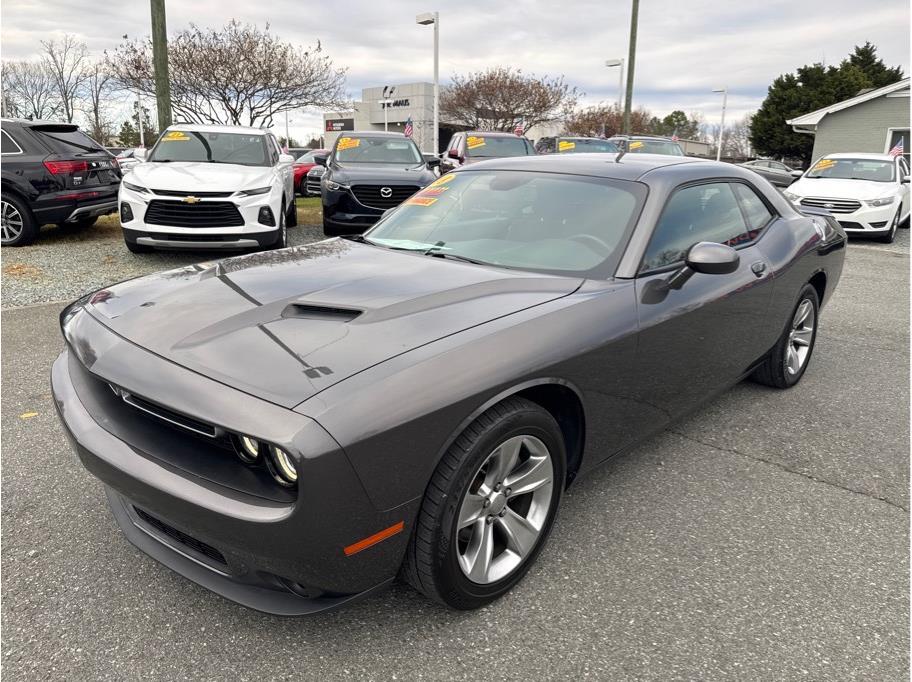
<box><xmin>42</xmin><ymin>35</ymin><xmax>90</xmax><ymax>122</ymax></box>
<box><xmin>108</xmin><ymin>21</ymin><xmax>347</xmax><ymax>127</ymax></box>
<box><xmin>82</xmin><ymin>60</ymin><xmax>116</xmax><ymax>143</ymax></box>
<box><xmin>562</xmin><ymin>103</ymin><xmax>652</xmax><ymax>138</ymax></box>
<box><xmin>1</xmin><ymin>60</ymin><xmax>61</xmax><ymax>119</ymax></box>
<box><xmin>725</xmin><ymin>113</ymin><xmax>754</xmax><ymax>158</ymax></box>
<box><xmin>441</xmin><ymin>67</ymin><xmax>579</xmax><ymax>132</ymax></box>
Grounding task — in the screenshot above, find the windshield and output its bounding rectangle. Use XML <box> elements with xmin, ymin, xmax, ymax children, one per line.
<box><xmin>626</xmin><ymin>139</ymin><xmax>685</xmax><ymax>156</ymax></box>
<box><xmin>806</xmin><ymin>157</ymin><xmax>895</xmax><ymax>182</ymax></box>
<box><xmin>558</xmin><ymin>138</ymin><xmax>620</xmax><ymax>153</ymax></box>
<box><xmin>148</xmin><ymin>130</ymin><xmax>271</xmax><ymax>166</ymax></box>
<box><xmin>466</xmin><ymin>135</ymin><xmax>533</xmax><ymax>158</ymax></box>
<box><xmin>334</xmin><ymin>137</ymin><xmax>423</xmax><ymax>164</ymax></box>
<box><xmin>364</xmin><ymin>170</ymin><xmax>644</xmax><ymax>276</ymax></box>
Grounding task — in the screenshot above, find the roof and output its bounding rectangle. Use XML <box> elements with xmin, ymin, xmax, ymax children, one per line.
<box><xmin>454</xmin><ymin>152</ymin><xmax>714</xmax><ymax>181</ymax></box>
<box><xmin>1</xmin><ymin>118</ymin><xmax>78</xmax><ymax>128</ymax></box>
<box><xmin>607</xmin><ymin>134</ymin><xmax>678</xmax><ymax>142</ymax></box>
<box><xmin>462</xmin><ymin>131</ymin><xmax>527</xmax><ymax>138</ymax></box>
<box><xmin>166</xmin><ymin>123</ymin><xmax>267</xmax><ymax>135</ymax></box>
<box><xmin>787</xmin><ymin>77</ymin><xmax>910</xmax><ymax>130</ymax></box>
<box><xmin>818</xmin><ymin>152</ymin><xmax>897</xmax><ymax>161</ymax></box>
<box><xmin>342</xmin><ymin>130</ymin><xmax>408</xmax><ymax>138</ymax></box>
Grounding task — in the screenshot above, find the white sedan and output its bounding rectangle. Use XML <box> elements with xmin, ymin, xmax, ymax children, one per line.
<box><xmin>118</xmin><ymin>124</ymin><xmax>296</xmax><ymax>253</ymax></box>
<box><xmin>784</xmin><ymin>152</ymin><xmax>910</xmax><ymax>243</ymax></box>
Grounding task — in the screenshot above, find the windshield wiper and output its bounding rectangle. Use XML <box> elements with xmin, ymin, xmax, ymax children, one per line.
<box><xmin>340</xmin><ymin>234</ymin><xmax>376</xmax><ymax>245</ymax></box>
<box><xmin>426</xmin><ymin>251</ymin><xmax>487</xmax><ymax>265</ymax></box>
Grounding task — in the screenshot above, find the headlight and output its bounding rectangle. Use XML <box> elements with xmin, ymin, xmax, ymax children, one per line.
<box><xmin>324</xmin><ymin>180</ymin><xmax>347</xmax><ymax>191</ymax></box>
<box><xmin>782</xmin><ymin>190</ymin><xmax>800</xmax><ymax>203</ymax></box>
<box><xmin>236</xmin><ymin>186</ymin><xmax>272</xmax><ymax>197</ymax></box>
<box><xmin>123</xmin><ymin>180</ymin><xmax>149</xmax><ymax>194</ymax></box>
<box><xmin>865</xmin><ymin>196</ymin><xmax>895</xmax><ymax>207</ymax></box>
<box><xmin>235</xmin><ymin>435</ymin><xmax>261</xmax><ymax>463</ymax></box>
<box><xmin>267</xmin><ymin>445</ymin><xmax>297</xmax><ymax>487</ymax></box>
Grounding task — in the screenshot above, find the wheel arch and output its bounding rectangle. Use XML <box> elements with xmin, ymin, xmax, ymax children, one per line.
<box><xmin>808</xmin><ymin>270</ymin><xmax>826</xmax><ymax>306</ymax></box>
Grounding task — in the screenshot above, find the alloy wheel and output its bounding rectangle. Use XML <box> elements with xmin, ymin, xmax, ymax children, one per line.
<box><xmin>785</xmin><ymin>298</ymin><xmax>815</xmax><ymax>375</ymax></box>
<box><xmin>1</xmin><ymin>200</ymin><xmax>24</xmax><ymax>244</ymax></box>
<box><xmin>456</xmin><ymin>435</ymin><xmax>554</xmax><ymax>585</ymax></box>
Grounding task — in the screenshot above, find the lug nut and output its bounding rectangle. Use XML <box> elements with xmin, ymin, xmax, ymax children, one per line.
<box><xmin>494</xmin><ymin>483</ymin><xmax>502</xmax><ymax>492</ymax></box>
<box><xmin>505</xmin><ymin>488</ymin><xmax>512</xmax><ymax>496</ymax></box>
<box><xmin>483</xmin><ymin>499</ymin><xmax>491</xmax><ymax>508</ymax></box>
<box><xmin>498</xmin><ymin>509</ymin><xmax>506</xmax><ymax>517</ymax></box>
<box><xmin>486</xmin><ymin>515</ymin><xmax>494</xmax><ymax>524</ymax></box>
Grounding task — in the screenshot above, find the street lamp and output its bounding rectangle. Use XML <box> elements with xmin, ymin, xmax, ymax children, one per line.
<box><xmin>416</xmin><ymin>11</ymin><xmax>439</xmax><ymax>154</ymax></box>
<box><xmin>605</xmin><ymin>59</ymin><xmax>624</xmax><ymax>110</ymax></box>
<box><xmin>378</xmin><ymin>98</ymin><xmax>393</xmax><ymax>132</ymax></box>
<box><xmin>713</xmin><ymin>86</ymin><xmax>728</xmax><ymax>162</ymax></box>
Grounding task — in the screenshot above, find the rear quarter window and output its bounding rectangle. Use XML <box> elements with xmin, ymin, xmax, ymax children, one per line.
<box><xmin>1</xmin><ymin>129</ymin><xmax>22</xmax><ymax>154</ymax></box>
<box><xmin>30</xmin><ymin>127</ymin><xmax>105</xmax><ymax>154</ymax></box>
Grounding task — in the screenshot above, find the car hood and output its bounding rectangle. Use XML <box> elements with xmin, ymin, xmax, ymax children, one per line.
<box><xmin>129</xmin><ymin>162</ymin><xmax>274</xmax><ymax>193</ymax></box>
<box><xmin>789</xmin><ymin>177</ymin><xmax>896</xmax><ymax>200</ymax></box>
<box><xmin>329</xmin><ymin>162</ymin><xmax>435</xmax><ymax>185</ymax></box>
<box><xmin>85</xmin><ymin>241</ymin><xmax>582</xmax><ymax>408</ymax></box>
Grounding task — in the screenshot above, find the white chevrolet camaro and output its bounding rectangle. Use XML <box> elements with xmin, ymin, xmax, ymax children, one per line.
<box><xmin>784</xmin><ymin>152</ymin><xmax>910</xmax><ymax>243</ymax></box>
<box><xmin>118</xmin><ymin>124</ymin><xmax>296</xmax><ymax>253</ymax></box>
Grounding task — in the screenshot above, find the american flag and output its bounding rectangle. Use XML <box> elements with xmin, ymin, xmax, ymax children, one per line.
<box><xmin>670</xmin><ymin>129</ymin><xmax>679</xmax><ymax>142</ymax></box>
<box><xmin>514</xmin><ymin>118</ymin><xmax>525</xmax><ymax>136</ymax></box>
<box><xmin>404</xmin><ymin>117</ymin><xmax>413</xmax><ymax>138</ymax></box>
<box><xmin>889</xmin><ymin>137</ymin><xmax>904</xmax><ymax>157</ymax></box>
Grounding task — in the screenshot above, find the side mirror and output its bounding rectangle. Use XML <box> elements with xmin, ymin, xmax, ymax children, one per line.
<box><xmin>902</xmin><ymin>174</ymin><xmax>910</xmax><ymax>184</ymax></box>
<box><xmin>790</xmin><ymin>169</ymin><xmax>803</xmax><ymax>178</ymax></box>
<box><xmin>447</xmin><ymin>149</ymin><xmax>462</xmax><ymax>161</ymax></box>
<box><xmin>314</xmin><ymin>153</ymin><xmax>328</xmax><ymax>167</ymax></box>
<box><xmin>133</xmin><ymin>148</ymin><xmax>147</xmax><ymax>161</ymax></box>
<box><xmin>426</xmin><ymin>157</ymin><xmax>441</xmax><ymax>169</ymax></box>
<box><xmin>278</xmin><ymin>153</ymin><xmax>295</xmax><ymax>164</ymax></box>
<box><xmin>665</xmin><ymin>242</ymin><xmax>740</xmax><ymax>290</ymax></box>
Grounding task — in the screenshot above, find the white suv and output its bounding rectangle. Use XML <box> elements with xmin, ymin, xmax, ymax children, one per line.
<box><xmin>119</xmin><ymin>124</ymin><xmax>296</xmax><ymax>252</ymax></box>
<box><xmin>784</xmin><ymin>152</ymin><xmax>910</xmax><ymax>243</ymax></box>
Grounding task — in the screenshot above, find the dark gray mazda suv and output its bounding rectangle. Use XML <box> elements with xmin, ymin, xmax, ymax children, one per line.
<box><xmin>52</xmin><ymin>153</ymin><xmax>846</xmax><ymax>614</ymax></box>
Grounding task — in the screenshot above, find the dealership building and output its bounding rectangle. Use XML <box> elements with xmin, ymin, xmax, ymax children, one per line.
<box><xmin>323</xmin><ymin>82</ymin><xmax>560</xmax><ymax>154</ymax></box>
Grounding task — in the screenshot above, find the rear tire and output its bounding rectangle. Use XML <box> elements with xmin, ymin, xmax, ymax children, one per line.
<box><xmin>1</xmin><ymin>193</ymin><xmax>38</xmax><ymax>246</ymax></box>
<box><xmin>402</xmin><ymin>397</ymin><xmax>565</xmax><ymax>610</ymax></box>
<box><xmin>751</xmin><ymin>284</ymin><xmax>819</xmax><ymax>389</ymax></box>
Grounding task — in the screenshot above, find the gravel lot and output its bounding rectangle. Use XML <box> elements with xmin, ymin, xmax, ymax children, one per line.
<box><xmin>1</xmin><ymin>226</ymin><xmax>909</xmax><ymax>680</ymax></box>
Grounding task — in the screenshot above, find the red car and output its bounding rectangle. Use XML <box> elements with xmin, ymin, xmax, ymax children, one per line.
<box><xmin>293</xmin><ymin>149</ymin><xmax>328</xmax><ymax>195</ymax></box>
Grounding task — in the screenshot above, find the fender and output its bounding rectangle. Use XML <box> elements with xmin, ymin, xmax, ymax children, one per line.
<box><xmin>0</xmin><ymin>171</ymin><xmax>37</xmax><ymax>202</ymax></box>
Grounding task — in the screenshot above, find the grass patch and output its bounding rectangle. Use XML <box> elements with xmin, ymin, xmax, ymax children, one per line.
<box><xmin>295</xmin><ymin>196</ymin><xmax>322</xmax><ymax>225</ymax></box>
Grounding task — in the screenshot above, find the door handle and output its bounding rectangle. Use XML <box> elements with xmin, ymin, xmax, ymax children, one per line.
<box><xmin>750</xmin><ymin>261</ymin><xmax>767</xmax><ymax>277</ymax></box>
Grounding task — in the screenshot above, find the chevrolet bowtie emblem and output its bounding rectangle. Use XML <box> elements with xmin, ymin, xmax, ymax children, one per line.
<box><xmin>182</xmin><ymin>196</ymin><xmax>201</xmax><ymax>204</ymax></box>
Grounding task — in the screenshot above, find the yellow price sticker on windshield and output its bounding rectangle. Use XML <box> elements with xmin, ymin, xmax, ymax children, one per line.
<box><xmin>405</xmin><ymin>196</ymin><xmax>438</xmax><ymax>207</ymax></box>
<box><xmin>337</xmin><ymin>137</ymin><xmax>360</xmax><ymax>151</ymax></box>
<box><xmin>813</xmin><ymin>158</ymin><xmax>836</xmax><ymax>171</ymax></box>
<box><xmin>629</xmin><ymin>141</ymin><xmax>644</xmax><ymax>150</ymax></box>
<box><xmin>558</xmin><ymin>141</ymin><xmax>576</xmax><ymax>152</ymax></box>
<box><xmin>429</xmin><ymin>173</ymin><xmax>456</xmax><ymax>187</ymax></box>
<box><xmin>418</xmin><ymin>186</ymin><xmax>448</xmax><ymax>197</ymax></box>
<box><xmin>164</xmin><ymin>131</ymin><xmax>190</xmax><ymax>141</ymax></box>
<box><xmin>467</xmin><ymin>136</ymin><xmax>486</xmax><ymax>150</ymax></box>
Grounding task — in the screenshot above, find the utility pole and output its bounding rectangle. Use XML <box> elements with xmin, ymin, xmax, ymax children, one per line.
<box><xmin>150</xmin><ymin>0</ymin><xmax>172</xmax><ymax>129</ymax></box>
<box><xmin>713</xmin><ymin>87</ymin><xmax>728</xmax><ymax>162</ymax></box>
<box><xmin>417</xmin><ymin>12</ymin><xmax>440</xmax><ymax>154</ymax></box>
<box><xmin>136</xmin><ymin>91</ymin><xmax>145</xmax><ymax>147</ymax></box>
<box><xmin>622</xmin><ymin>0</ymin><xmax>639</xmax><ymax>135</ymax></box>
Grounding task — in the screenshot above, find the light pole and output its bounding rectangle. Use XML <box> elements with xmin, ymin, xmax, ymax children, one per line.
<box><xmin>605</xmin><ymin>59</ymin><xmax>624</xmax><ymax>111</ymax></box>
<box><xmin>713</xmin><ymin>86</ymin><xmax>728</xmax><ymax>162</ymax></box>
<box><xmin>136</xmin><ymin>91</ymin><xmax>145</xmax><ymax>148</ymax></box>
<box><xmin>622</xmin><ymin>0</ymin><xmax>639</xmax><ymax>135</ymax></box>
<box><xmin>378</xmin><ymin>99</ymin><xmax>393</xmax><ymax>132</ymax></box>
<box><xmin>416</xmin><ymin>11</ymin><xmax>439</xmax><ymax>154</ymax></box>
<box><xmin>284</xmin><ymin>110</ymin><xmax>290</xmax><ymax>150</ymax></box>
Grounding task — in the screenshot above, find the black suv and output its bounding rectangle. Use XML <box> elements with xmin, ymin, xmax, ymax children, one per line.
<box><xmin>606</xmin><ymin>134</ymin><xmax>685</xmax><ymax>156</ymax></box>
<box><xmin>317</xmin><ymin>131</ymin><xmax>439</xmax><ymax>236</ymax></box>
<box><xmin>438</xmin><ymin>131</ymin><xmax>535</xmax><ymax>174</ymax></box>
<box><xmin>1</xmin><ymin>118</ymin><xmax>121</xmax><ymax>246</ymax></box>
<box><xmin>534</xmin><ymin>136</ymin><xmax>620</xmax><ymax>154</ymax></box>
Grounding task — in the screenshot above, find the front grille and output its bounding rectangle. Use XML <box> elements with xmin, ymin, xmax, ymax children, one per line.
<box><xmin>118</xmin><ymin>389</ymin><xmax>218</xmax><ymax>438</ymax></box>
<box><xmin>134</xmin><ymin>507</ymin><xmax>227</xmax><ymax>566</ymax></box>
<box><xmin>837</xmin><ymin>221</ymin><xmax>864</xmax><ymax>231</ymax></box>
<box><xmin>800</xmin><ymin>197</ymin><xmax>862</xmax><ymax>214</ymax></box>
<box><xmin>144</xmin><ymin>200</ymin><xmax>244</xmax><ymax>228</ymax></box>
<box><xmin>351</xmin><ymin>185</ymin><xmax>419</xmax><ymax>210</ymax></box>
<box><xmin>151</xmin><ymin>189</ymin><xmax>234</xmax><ymax>198</ymax></box>
<box><xmin>149</xmin><ymin>232</ymin><xmax>243</xmax><ymax>243</ymax></box>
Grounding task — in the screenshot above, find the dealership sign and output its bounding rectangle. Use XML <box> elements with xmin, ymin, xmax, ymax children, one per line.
<box><xmin>325</xmin><ymin>118</ymin><xmax>354</xmax><ymax>132</ymax></box>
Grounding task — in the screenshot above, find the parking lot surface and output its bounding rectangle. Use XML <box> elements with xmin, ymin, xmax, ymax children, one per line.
<box><xmin>1</xmin><ymin>232</ymin><xmax>908</xmax><ymax>680</ymax></box>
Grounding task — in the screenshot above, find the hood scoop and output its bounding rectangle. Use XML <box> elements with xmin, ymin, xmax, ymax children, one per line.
<box><xmin>281</xmin><ymin>303</ymin><xmax>362</xmax><ymax>322</ymax></box>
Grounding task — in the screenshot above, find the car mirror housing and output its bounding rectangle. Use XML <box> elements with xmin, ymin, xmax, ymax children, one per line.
<box><xmin>426</xmin><ymin>158</ymin><xmax>441</xmax><ymax>169</ymax></box>
<box><xmin>790</xmin><ymin>170</ymin><xmax>803</xmax><ymax>178</ymax></box>
<box><xmin>902</xmin><ymin>174</ymin><xmax>910</xmax><ymax>184</ymax></box>
<box><xmin>314</xmin><ymin>153</ymin><xmax>328</xmax><ymax>167</ymax></box>
<box><xmin>664</xmin><ymin>242</ymin><xmax>740</xmax><ymax>291</ymax></box>
<box><xmin>278</xmin><ymin>153</ymin><xmax>295</xmax><ymax>164</ymax></box>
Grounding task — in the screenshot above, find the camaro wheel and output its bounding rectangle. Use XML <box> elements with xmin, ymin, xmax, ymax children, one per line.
<box><xmin>880</xmin><ymin>208</ymin><xmax>900</xmax><ymax>243</ymax></box>
<box><xmin>752</xmin><ymin>284</ymin><xmax>819</xmax><ymax>389</ymax></box>
<box><xmin>1</xmin><ymin>193</ymin><xmax>38</xmax><ymax>246</ymax></box>
<box><xmin>402</xmin><ymin>397</ymin><xmax>565</xmax><ymax>609</ymax></box>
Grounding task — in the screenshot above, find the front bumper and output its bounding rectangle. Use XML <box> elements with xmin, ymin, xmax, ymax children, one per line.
<box><xmin>321</xmin><ymin>188</ymin><xmax>383</xmax><ymax>235</ymax></box>
<box><xmin>795</xmin><ymin>199</ymin><xmax>897</xmax><ymax>234</ymax></box>
<box><xmin>50</xmin><ymin>319</ymin><xmax>417</xmax><ymax>614</ymax></box>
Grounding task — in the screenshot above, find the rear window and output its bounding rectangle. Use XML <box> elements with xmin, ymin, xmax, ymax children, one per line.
<box><xmin>31</xmin><ymin>126</ymin><xmax>105</xmax><ymax>154</ymax></box>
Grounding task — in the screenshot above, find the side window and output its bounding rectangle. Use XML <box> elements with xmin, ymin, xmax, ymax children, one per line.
<box><xmin>1</xmin><ymin>129</ymin><xmax>22</xmax><ymax>154</ymax></box>
<box><xmin>641</xmin><ymin>182</ymin><xmax>750</xmax><ymax>272</ymax></box>
<box><xmin>733</xmin><ymin>183</ymin><xmax>774</xmax><ymax>238</ymax></box>
<box><xmin>448</xmin><ymin>134</ymin><xmax>460</xmax><ymax>153</ymax></box>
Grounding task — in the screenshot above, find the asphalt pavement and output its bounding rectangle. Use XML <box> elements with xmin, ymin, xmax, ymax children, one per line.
<box><xmin>1</xmin><ymin>232</ymin><xmax>908</xmax><ymax>680</ymax></box>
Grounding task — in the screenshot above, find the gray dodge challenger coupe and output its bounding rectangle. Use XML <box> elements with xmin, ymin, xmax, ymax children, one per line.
<box><xmin>52</xmin><ymin>153</ymin><xmax>846</xmax><ymax>614</ymax></box>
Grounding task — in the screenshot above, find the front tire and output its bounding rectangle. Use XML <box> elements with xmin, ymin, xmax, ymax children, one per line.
<box><xmin>268</xmin><ymin>206</ymin><xmax>287</xmax><ymax>249</ymax></box>
<box><xmin>402</xmin><ymin>397</ymin><xmax>565</xmax><ymax>610</ymax></box>
<box><xmin>1</xmin><ymin>193</ymin><xmax>38</xmax><ymax>246</ymax></box>
<box><xmin>880</xmin><ymin>208</ymin><xmax>900</xmax><ymax>243</ymax></box>
<box><xmin>751</xmin><ymin>284</ymin><xmax>819</xmax><ymax>388</ymax></box>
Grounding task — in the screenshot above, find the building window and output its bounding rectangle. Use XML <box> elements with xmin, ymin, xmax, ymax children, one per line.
<box><xmin>886</xmin><ymin>128</ymin><xmax>910</xmax><ymax>165</ymax></box>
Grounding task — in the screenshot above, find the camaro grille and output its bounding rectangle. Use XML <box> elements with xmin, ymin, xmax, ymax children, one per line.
<box><xmin>134</xmin><ymin>507</ymin><xmax>227</xmax><ymax>566</ymax></box>
<box><xmin>144</xmin><ymin>200</ymin><xmax>245</xmax><ymax>228</ymax></box>
<box><xmin>351</xmin><ymin>185</ymin><xmax>420</xmax><ymax>210</ymax></box>
<box><xmin>799</xmin><ymin>197</ymin><xmax>862</xmax><ymax>214</ymax></box>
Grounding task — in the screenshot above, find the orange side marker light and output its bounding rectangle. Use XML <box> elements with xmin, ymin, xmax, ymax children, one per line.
<box><xmin>343</xmin><ymin>521</ymin><xmax>405</xmax><ymax>556</ymax></box>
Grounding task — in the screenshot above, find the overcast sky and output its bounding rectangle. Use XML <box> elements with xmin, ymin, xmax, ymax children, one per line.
<box><xmin>2</xmin><ymin>0</ymin><xmax>909</xmax><ymax>141</ymax></box>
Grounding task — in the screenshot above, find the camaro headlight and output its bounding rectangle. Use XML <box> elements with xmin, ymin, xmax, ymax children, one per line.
<box><xmin>236</xmin><ymin>186</ymin><xmax>272</xmax><ymax>197</ymax></box>
<box><xmin>865</xmin><ymin>196</ymin><xmax>895</xmax><ymax>207</ymax></box>
<box><xmin>123</xmin><ymin>180</ymin><xmax>149</xmax><ymax>194</ymax></box>
<box><xmin>324</xmin><ymin>180</ymin><xmax>347</xmax><ymax>191</ymax></box>
<box><xmin>783</xmin><ymin>190</ymin><xmax>800</xmax><ymax>203</ymax></box>
<box><xmin>267</xmin><ymin>445</ymin><xmax>298</xmax><ymax>486</ymax></box>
